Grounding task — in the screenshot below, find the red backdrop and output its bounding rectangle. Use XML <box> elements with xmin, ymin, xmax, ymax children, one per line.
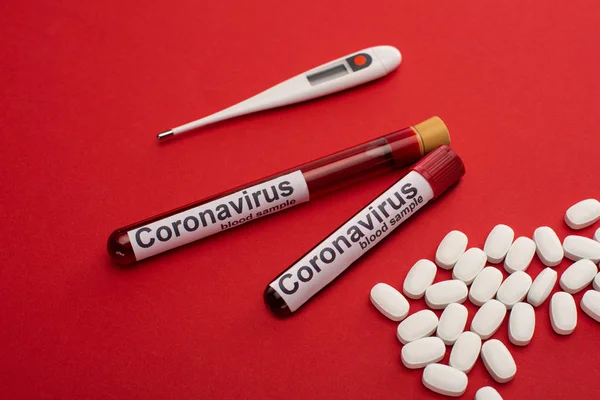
<box><xmin>2</xmin><ymin>1</ymin><xmax>600</xmax><ymax>398</ymax></box>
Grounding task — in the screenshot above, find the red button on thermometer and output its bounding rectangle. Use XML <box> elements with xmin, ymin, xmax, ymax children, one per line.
<box><xmin>264</xmin><ymin>145</ymin><xmax>465</xmax><ymax>317</ymax></box>
<box><xmin>157</xmin><ymin>46</ymin><xmax>401</xmax><ymax>140</ymax></box>
<box><xmin>108</xmin><ymin>117</ymin><xmax>448</xmax><ymax>265</ymax></box>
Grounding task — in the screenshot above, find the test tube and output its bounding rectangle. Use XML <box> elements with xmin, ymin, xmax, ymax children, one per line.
<box><xmin>264</xmin><ymin>146</ymin><xmax>465</xmax><ymax>317</ymax></box>
<box><xmin>108</xmin><ymin>116</ymin><xmax>450</xmax><ymax>265</ymax></box>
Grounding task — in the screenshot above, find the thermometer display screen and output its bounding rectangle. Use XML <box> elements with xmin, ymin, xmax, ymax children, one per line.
<box><xmin>306</xmin><ymin>64</ymin><xmax>349</xmax><ymax>86</ymax></box>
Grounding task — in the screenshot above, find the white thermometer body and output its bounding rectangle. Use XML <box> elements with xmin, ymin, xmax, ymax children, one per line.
<box><xmin>158</xmin><ymin>45</ymin><xmax>401</xmax><ymax>139</ymax></box>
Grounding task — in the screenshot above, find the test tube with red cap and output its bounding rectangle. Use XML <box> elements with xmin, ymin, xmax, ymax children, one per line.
<box><xmin>108</xmin><ymin>117</ymin><xmax>450</xmax><ymax>266</ymax></box>
<box><xmin>264</xmin><ymin>145</ymin><xmax>465</xmax><ymax>317</ymax></box>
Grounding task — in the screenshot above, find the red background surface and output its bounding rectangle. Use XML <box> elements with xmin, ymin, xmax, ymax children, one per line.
<box><xmin>2</xmin><ymin>1</ymin><xmax>600</xmax><ymax>399</ymax></box>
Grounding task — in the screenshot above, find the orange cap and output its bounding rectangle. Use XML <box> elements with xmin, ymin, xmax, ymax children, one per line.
<box><xmin>413</xmin><ymin>116</ymin><xmax>451</xmax><ymax>154</ymax></box>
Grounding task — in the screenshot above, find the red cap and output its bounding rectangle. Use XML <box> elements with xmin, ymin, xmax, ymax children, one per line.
<box><xmin>412</xmin><ymin>145</ymin><xmax>465</xmax><ymax>198</ymax></box>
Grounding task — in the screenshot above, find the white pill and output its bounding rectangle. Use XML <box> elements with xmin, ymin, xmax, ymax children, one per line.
<box><xmin>449</xmin><ymin>331</ymin><xmax>481</xmax><ymax>373</ymax></box>
<box><xmin>435</xmin><ymin>230</ymin><xmax>468</xmax><ymax>270</ymax></box>
<box><xmin>508</xmin><ymin>302</ymin><xmax>535</xmax><ymax>346</ymax></box>
<box><xmin>484</xmin><ymin>224</ymin><xmax>514</xmax><ymax>263</ymax></box>
<box><xmin>422</xmin><ymin>363</ymin><xmax>468</xmax><ymax>397</ymax></box>
<box><xmin>401</xmin><ymin>336</ymin><xmax>446</xmax><ymax>369</ymax></box>
<box><xmin>370</xmin><ymin>283</ymin><xmax>410</xmax><ymax>321</ymax></box>
<box><xmin>452</xmin><ymin>248</ymin><xmax>487</xmax><ymax>285</ymax></box>
<box><xmin>475</xmin><ymin>386</ymin><xmax>503</xmax><ymax>400</ymax></box>
<box><xmin>595</xmin><ymin>227</ymin><xmax>600</xmax><ymax>243</ymax></box>
<box><xmin>550</xmin><ymin>291</ymin><xmax>577</xmax><ymax>335</ymax></box>
<box><xmin>496</xmin><ymin>271</ymin><xmax>532</xmax><ymax>309</ymax></box>
<box><xmin>563</xmin><ymin>235</ymin><xmax>600</xmax><ymax>263</ymax></box>
<box><xmin>397</xmin><ymin>310</ymin><xmax>439</xmax><ymax>344</ymax></box>
<box><xmin>469</xmin><ymin>267</ymin><xmax>503</xmax><ymax>306</ymax></box>
<box><xmin>527</xmin><ymin>268</ymin><xmax>558</xmax><ymax>307</ymax></box>
<box><xmin>594</xmin><ymin>272</ymin><xmax>600</xmax><ymax>291</ymax></box>
<box><xmin>481</xmin><ymin>339</ymin><xmax>517</xmax><ymax>383</ymax></box>
<box><xmin>581</xmin><ymin>290</ymin><xmax>600</xmax><ymax>323</ymax></box>
<box><xmin>470</xmin><ymin>299</ymin><xmax>507</xmax><ymax>339</ymax></box>
<box><xmin>425</xmin><ymin>280</ymin><xmax>468</xmax><ymax>309</ymax></box>
<box><xmin>533</xmin><ymin>226</ymin><xmax>564</xmax><ymax>267</ymax></box>
<box><xmin>559</xmin><ymin>259</ymin><xmax>598</xmax><ymax>294</ymax></box>
<box><xmin>403</xmin><ymin>259</ymin><xmax>437</xmax><ymax>299</ymax></box>
<box><xmin>504</xmin><ymin>237</ymin><xmax>536</xmax><ymax>273</ymax></box>
<box><xmin>437</xmin><ymin>303</ymin><xmax>468</xmax><ymax>345</ymax></box>
<box><xmin>565</xmin><ymin>198</ymin><xmax>600</xmax><ymax>229</ymax></box>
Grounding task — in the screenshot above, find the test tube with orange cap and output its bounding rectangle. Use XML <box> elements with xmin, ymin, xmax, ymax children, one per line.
<box><xmin>108</xmin><ymin>116</ymin><xmax>450</xmax><ymax>265</ymax></box>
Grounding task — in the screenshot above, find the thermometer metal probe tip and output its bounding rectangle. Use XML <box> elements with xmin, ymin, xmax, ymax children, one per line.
<box><xmin>157</xmin><ymin>130</ymin><xmax>175</xmax><ymax>140</ymax></box>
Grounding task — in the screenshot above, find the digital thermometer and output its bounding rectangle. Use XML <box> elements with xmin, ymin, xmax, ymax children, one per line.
<box><xmin>157</xmin><ymin>45</ymin><xmax>401</xmax><ymax>140</ymax></box>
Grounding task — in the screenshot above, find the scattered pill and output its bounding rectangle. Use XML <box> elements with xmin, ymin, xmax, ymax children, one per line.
<box><xmin>550</xmin><ymin>292</ymin><xmax>577</xmax><ymax>335</ymax></box>
<box><xmin>565</xmin><ymin>198</ymin><xmax>600</xmax><ymax>230</ymax></box>
<box><xmin>504</xmin><ymin>237</ymin><xmax>536</xmax><ymax>273</ymax></box>
<box><xmin>595</xmin><ymin>227</ymin><xmax>600</xmax><ymax>243</ymax></box>
<box><xmin>594</xmin><ymin>272</ymin><xmax>600</xmax><ymax>291</ymax></box>
<box><xmin>496</xmin><ymin>271</ymin><xmax>532</xmax><ymax>309</ymax></box>
<box><xmin>470</xmin><ymin>299</ymin><xmax>507</xmax><ymax>339</ymax></box>
<box><xmin>533</xmin><ymin>226</ymin><xmax>564</xmax><ymax>267</ymax></box>
<box><xmin>397</xmin><ymin>310</ymin><xmax>439</xmax><ymax>344</ymax></box>
<box><xmin>449</xmin><ymin>331</ymin><xmax>481</xmax><ymax>373</ymax></box>
<box><xmin>435</xmin><ymin>230</ymin><xmax>469</xmax><ymax>270</ymax></box>
<box><xmin>453</xmin><ymin>248</ymin><xmax>487</xmax><ymax>285</ymax></box>
<box><xmin>403</xmin><ymin>259</ymin><xmax>437</xmax><ymax>299</ymax></box>
<box><xmin>425</xmin><ymin>280</ymin><xmax>468</xmax><ymax>309</ymax></box>
<box><xmin>469</xmin><ymin>267</ymin><xmax>503</xmax><ymax>306</ymax></box>
<box><xmin>437</xmin><ymin>303</ymin><xmax>468</xmax><ymax>345</ymax></box>
<box><xmin>581</xmin><ymin>290</ymin><xmax>600</xmax><ymax>323</ymax></box>
<box><xmin>484</xmin><ymin>224</ymin><xmax>514</xmax><ymax>263</ymax></box>
<box><xmin>370</xmin><ymin>283</ymin><xmax>410</xmax><ymax>321</ymax></box>
<box><xmin>481</xmin><ymin>339</ymin><xmax>517</xmax><ymax>383</ymax></box>
<box><xmin>508</xmin><ymin>302</ymin><xmax>535</xmax><ymax>346</ymax></box>
<box><xmin>559</xmin><ymin>259</ymin><xmax>598</xmax><ymax>294</ymax></box>
<box><xmin>422</xmin><ymin>363</ymin><xmax>468</xmax><ymax>397</ymax></box>
<box><xmin>401</xmin><ymin>336</ymin><xmax>446</xmax><ymax>369</ymax></box>
<box><xmin>563</xmin><ymin>235</ymin><xmax>600</xmax><ymax>263</ymax></box>
<box><xmin>527</xmin><ymin>268</ymin><xmax>558</xmax><ymax>307</ymax></box>
<box><xmin>475</xmin><ymin>386</ymin><xmax>503</xmax><ymax>400</ymax></box>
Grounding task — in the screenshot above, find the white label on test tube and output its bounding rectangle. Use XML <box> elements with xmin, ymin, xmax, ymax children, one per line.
<box><xmin>269</xmin><ymin>171</ymin><xmax>434</xmax><ymax>312</ymax></box>
<box><xmin>128</xmin><ymin>171</ymin><xmax>309</xmax><ymax>260</ymax></box>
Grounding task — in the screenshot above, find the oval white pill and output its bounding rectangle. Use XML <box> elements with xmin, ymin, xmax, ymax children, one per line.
<box><xmin>508</xmin><ymin>302</ymin><xmax>535</xmax><ymax>346</ymax></box>
<box><xmin>533</xmin><ymin>226</ymin><xmax>564</xmax><ymax>267</ymax></box>
<box><xmin>581</xmin><ymin>290</ymin><xmax>600</xmax><ymax>323</ymax></box>
<box><xmin>470</xmin><ymin>299</ymin><xmax>507</xmax><ymax>339</ymax></box>
<box><xmin>559</xmin><ymin>259</ymin><xmax>598</xmax><ymax>294</ymax></box>
<box><xmin>401</xmin><ymin>336</ymin><xmax>446</xmax><ymax>369</ymax></box>
<box><xmin>475</xmin><ymin>386</ymin><xmax>503</xmax><ymax>400</ymax></box>
<box><xmin>496</xmin><ymin>270</ymin><xmax>532</xmax><ymax>309</ymax></box>
<box><xmin>449</xmin><ymin>331</ymin><xmax>481</xmax><ymax>373</ymax></box>
<box><xmin>452</xmin><ymin>248</ymin><xmax>487</xmax><ymax>285</ymax></box>
<box><xmin>563</xmin><ymin>235</ymin><xmax>600</xmax><ymax>263</ymax></box>
<box><xmin>504</xmin><ymin>237</ymin><xmax>536</xmax><ymax>273</ymax></box>
<box><xmin>550</xmin><ymin>291</ymin><xmax>577</xmax><ymax>335</ymax></box>
<box><xmin>595</xmin><ymin>227</ymin><xmax>600</xmax><ymax>243</ymax></box>
<box><xmin>370</xmin><ymin>283</ymin><xmax>410</xmax><ymax>321</ymax></box>
<box><xmin>436</xmin><ymin>303</ymin><xmax>468</xmax><ymax>345</ymax></box>
<box><xmin>435</xmin><ymin>230</ymin><xmax>468</xmax><ymax>270</ymax></box>
<box><xmin>425</xmin><ymin>280</ymin><xmax>468</xmax><ymax>309</ymax></box>
<box><xmin>397</xmin><ymin>309</ymin><xmax>439</xmax><ymax>344</ymax></box>
<box><xmin>484</xmin><ymin>224</ymin><xmax>514</xmax><ymax>263</ymax></box>
<box><xmin>422</xmin><ymin>363</ymin><xmax>468</xmax><ymax>397</ymax></box>
<box><xmin>565</xmin><ymin>198</ymin><xmax>600</xmax><ymax>229</ymax></box>
<box><xmin>403</xmin><ymin>259</ymin><xmax>437</xmax><ymax>299</ymax></box>
<box><xmin>481</xmin><ymin>339</ymin><xmax>517</xmax><ymax>383</ymax></box>
<box><xmin>469</xmin><ymin>267</ymin><xmax>503</xmax><ymax>306</ymax></box>
<box><xmin>527</xmin><ymin>268</ymin><xmax>558</xmax><ymax>307</ymax></box>
<box><xmin>594</xmin><ymin>272</ymin><xmax>600</xmax><ymax>291</ymax></box>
